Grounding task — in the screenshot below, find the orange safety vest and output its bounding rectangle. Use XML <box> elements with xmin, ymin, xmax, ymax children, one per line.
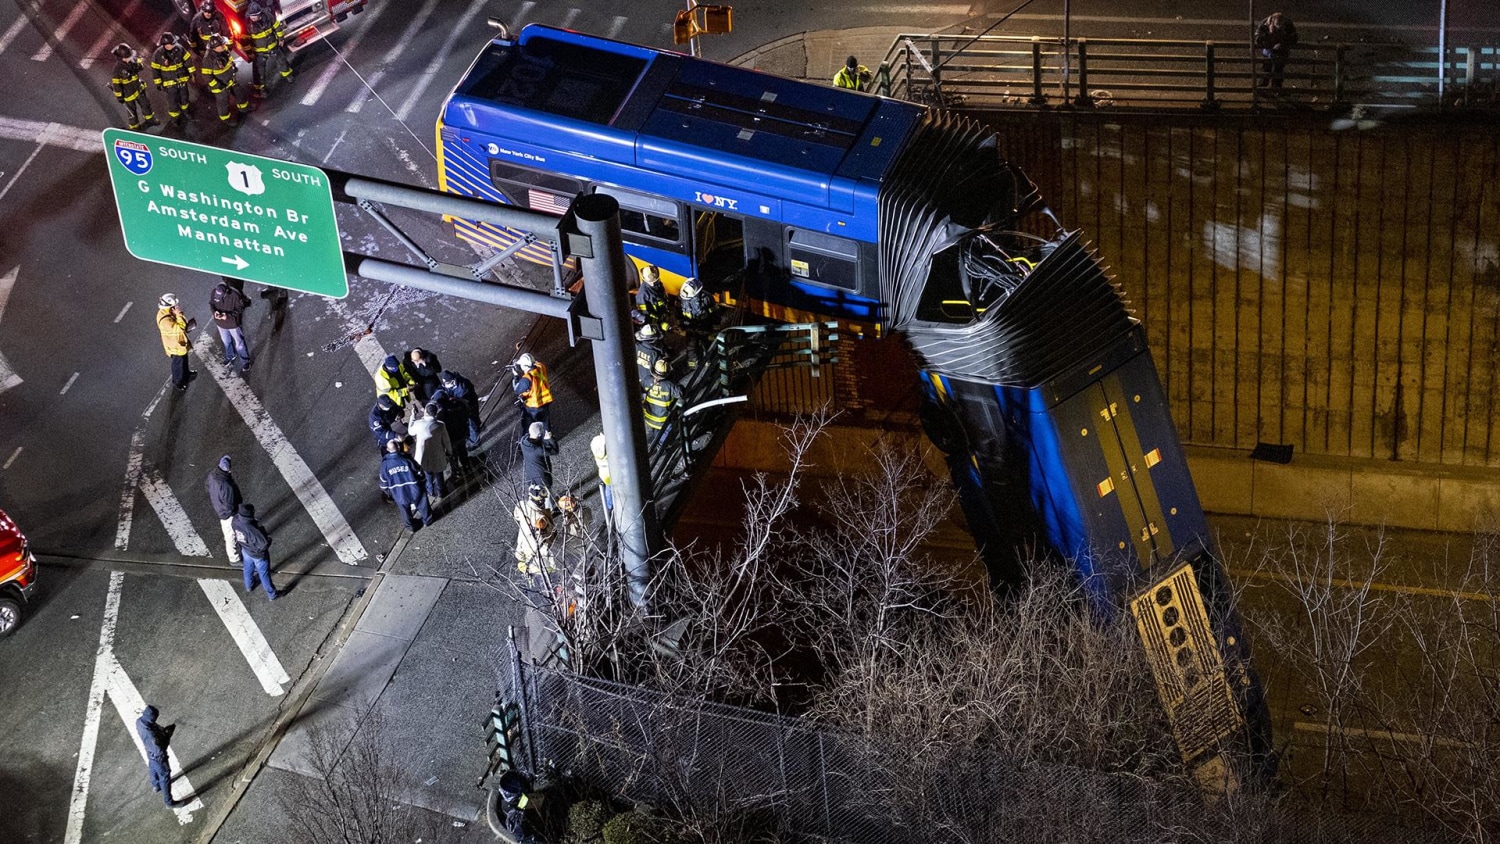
<box><xmin>521</xmin><ymin>363</ymin><xmax>553</xmax><ymax>408</ymax></box>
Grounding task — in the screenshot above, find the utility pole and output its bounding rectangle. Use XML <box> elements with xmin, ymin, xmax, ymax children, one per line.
<box><xmin>572</xmin><ymin>194</ymin><xmax>658</xmax><ymax>611</ymax></box>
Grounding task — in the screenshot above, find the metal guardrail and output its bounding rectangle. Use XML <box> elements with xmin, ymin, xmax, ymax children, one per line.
<box><xmin>876</xmin><ymin>34</ymin><xmax>1500</xmax><ymax>111</ymax></box>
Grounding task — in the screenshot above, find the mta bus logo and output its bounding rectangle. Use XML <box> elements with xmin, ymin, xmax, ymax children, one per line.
<box><xmin>113</xmin><ymin>138</ymin><xmax>152</xmax><ymax>175</ymax></box>
<box><xmin>694</xmin><ymin>191</ymin><xmax>738</xmax><ymax>211</ymax></box>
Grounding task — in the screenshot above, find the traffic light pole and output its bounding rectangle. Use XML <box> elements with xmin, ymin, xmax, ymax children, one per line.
<box><xmin>571</xmin><ymin>194</ymin><xmax>659</xmax><ymax>611</ymax></box>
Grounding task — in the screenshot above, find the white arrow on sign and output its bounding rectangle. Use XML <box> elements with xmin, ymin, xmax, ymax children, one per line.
<box><xmin>220</xmin><ymin>255</ymin><xmax>249</xmax><ymax>271</ymax></box>
<box><xmin>0</xmin><ymin>266</ymin><xmax>21</xmax><ymax>394</ymax></box>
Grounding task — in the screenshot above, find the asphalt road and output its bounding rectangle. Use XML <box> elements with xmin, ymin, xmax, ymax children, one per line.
<box><xmin>0</xmin><ymin>0</ymin><xmax>1495</xmax><ymax>842</ymax></box>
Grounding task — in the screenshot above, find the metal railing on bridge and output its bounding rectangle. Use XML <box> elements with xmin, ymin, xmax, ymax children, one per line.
<box><xmin>876</xmin><ymin>34</ymin><xmax>1500</xmax><ymax>111</ymax></box>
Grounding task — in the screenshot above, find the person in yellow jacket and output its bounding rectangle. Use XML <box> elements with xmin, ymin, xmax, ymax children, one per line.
<box><xmin>376</xmin><ymin>353</ymin><xmax>417</xmax><ymax>413</ymax></box>
<box><xmin>511</xmin><ymin>352</ymin><xmax>553</xmax><ymax>432</ymax></box>
<box><xmin>201</xmin><ymin>36</ymin><xmax>248</xmax><ymax>124</ymax></box>
<box><xmin>150</xmin><ymin>33</ymin><xmax>194</xmax><ymax>125</ymax></box>
<box><xmin>156</xmin><ymin>294</ymin><xmax>196</xmax><ymax>391</ymax></box>
<box><xmin>833</xmin><ymin>55</ymin><xmax>872</xmax><ymax>91</ymax></box>
<box><xmin>110</xmin><ymin>43</ymin><xmax>158</xmax><ymax>130</ymax></box>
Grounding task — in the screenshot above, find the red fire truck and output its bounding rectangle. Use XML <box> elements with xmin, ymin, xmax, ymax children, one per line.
<box><xmin>169</xmin><ymin>0</ymin><xmax>367</xmax><ymax>53</ymax></box>
<box><xmin>0</xmin><ymin>507</ymin><xmax>37</xmax><ymax>638</ymax></box>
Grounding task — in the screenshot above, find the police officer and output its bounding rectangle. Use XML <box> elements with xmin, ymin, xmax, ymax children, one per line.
<box><xmin>833</xmin><ymin>55</ymin><xmax>872</xmax><ymax>91</ymax></box>
<box><xmin>643</xmin><ymin>358</ymin><xmax>684</xmax><ymax>450</ymax></box>
<box><xmin>136</xmin><ymin>705</ymin><xmax>177</xmax><ymax>807</ymax></box>
<box><xmin>635</xmin><ymin>323</ymin><xmax>667</xmax><ymax>389</ymax></box>
<box><xmin>150</xmin><ymin>33</ymin><xmax>193</xmax><ymax>125</ymax></box>
<box><xmin>634</xmin><ymin>264</ymin><xmax>671</xmax><ymax>334</ymax></box>
<box><xmin>377</xmin><ymin>353</ymin><xmax>417</xmax><ymax>413</ymax></box>
<box><xmin>378</xmin><ymin>439</ymin><xmax>430</xmax><ymax>531</ymax></box>
<box><xmin>246</xmin><ymin>1</ymin><xmax>293</xmax><ymax>97</ymax></box>
<box><xmin>511</xmin><ymin>352</ymin><xmax>553</xmax><ymax>432</ymax></box>
<box><xmin>368</xmin><ymin>395</ymin><xmax>403</xmax><ymax>453</ymax></box>
<box><xmin>202</xmin><ymin>35</ymin><xmax>248</xmax><ymax>124</ymax></box>
<box><xmin>110</xmin><ymin>44</ymin><xmax>158</xmax><ymax>130</ymax></box>
<box><xmin>436</xmin><ymin>369</ymin><xmax>482</xmax><ymax>450</ymax></box>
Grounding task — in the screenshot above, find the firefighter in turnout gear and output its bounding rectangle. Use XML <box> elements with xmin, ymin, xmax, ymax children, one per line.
<box><xmin>188</xmin><ymin>1</ymin><xmax>230</xmax><ymax>60</ymax></box>
<box><xmin>634</xmin><ymin>264</ymin><xmax>672</xmax><ymax>334</ymax></box>
<box><xmin>246</xmin><ymin>2</ymin><xmax>294</xmax><ymax>96</ymax></box>
<box><xmin>150</xmin><ymin>33</ymin><xmax>193</xmax><ymax>124</ymax></box>
<box><xmin>643</xmin><ymin>358</ymin><xmax>684</xmax><ymax>451</ymax></box>
<box><xmin>635</xmin><ymin>323</ymin><xmax>667</xmax><ymax>389</ymax></box>
<box><xmin>202</xmin><ymin>36</ymin><xmax>248</xmax><ymax>123</ymax></box>
<box><xmin>678</xmin><ymin>277</ymin><xmax>718</xmax><ymax>371</ymax></box>
<box><xmin>110</xmin><ymin>44</ymin><xmax>157</xmax><ymax>130</ymax></box>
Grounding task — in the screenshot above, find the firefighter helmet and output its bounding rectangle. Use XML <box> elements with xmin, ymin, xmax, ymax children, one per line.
<box><xmin>159</xmin><ymin>32</ymin><xmax>177</xmax><ymax>46</ymax></box>
<box><xmin>636</xmin><ymin>324</ymin><xmax>660</xmax><ymax>342</ymax></box>
<box><xmin>638</xmin><ymin>264</ymin><xmax>660</xmax><ymax>286</ymax></box>
<box><xmin>680</xmin><ymin>278</ymin><xmax>701</xmax><ymax>299</ymax></box>
<box><xmin>527</xmin><ymin>483</ymin><xmax>548</xmax><ymax>502</ymax></box>
<box><xmin>652</xmin><ymin>358</ymin><xmax>669</xmax><ymax>377</ymax></box>
<box><xmin>112</xmin><ymin>43</ymin><xmax>132</xmax><ymax>59</ymax></box>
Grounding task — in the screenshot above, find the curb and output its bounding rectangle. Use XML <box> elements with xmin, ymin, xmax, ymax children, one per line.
<box><xmin>190</xmin><ymin>531</ymin><xmax>414</xmax><ymax>844</ymax></box>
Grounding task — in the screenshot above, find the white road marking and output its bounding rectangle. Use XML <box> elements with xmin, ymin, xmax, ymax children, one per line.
<box><xmin>64</xmin><ymin>570</ymin><xmax>124</xmax><ymax>844</ymax></box>
<box><xmin>608</xmin><ymin>15</ymin><xmax>627</xmax><ymax>39</ymax></box>
<box><xmin>79</xmin><ymin>0</ymin><xmax>144</xmax><ymax>69</ymax></box>
<box><xmin>103</xmin><ymin>651</ymin><xmax>205</xmax><ymax>823</ymax></box>
<box><xmin>32</xmin><ymin>0</ymin><xmax>89</xmax><ymax>62</ymax></box>
<box><xmin>59</xmin><ymin>371</ymin><xmax>79</xmax><ymax>394</ymax></box>
<box><xmin>327</xmin><ymin>299</ymin><xmax>389</xmax><ymax>379</ymax></box>
<box><xmin>346</xmin><ymin>0</ymin><xmax>443</xmax><ymax>114</ymax></box>
<box><xmin>0</xmin><ymin>142</ymin><xmax>42</xmax><ymax>203</ymax></box>
<box><xmin>2</xmin><ymin>447</ymin><xmax>19</xmax><ymax>469</ymax></box>
<box><xmin>0</xmin><ymin>265</ymin><xmax>21</xmax><ymax>393</ymax></box>
<box><xmin>115</xmin><ymin>383</ymin><xmax>169</xmax><ymax>551</ymax></box>
<box><xmin>0</xmin><ymin>117</ymin><xmax>104</xmax><ymax>153</ymax></box>
<box><xmin>561</xmin><ymin>8</ymin><xmax>580</xmax><ymax>28</ymax></box>
<box><xmin>0</xmin><ymin>14</ymin><xmax>29</xmax><ymax>56</ymax></box>
<box><xmin>300</xmin><ymin>0</ymin><xmax>392</xmax><ymax>106</ymax></box>
<box><xmin>395</xmin><ymin>0</ymin><xmax>489</xmax><ymax>122</ymax></box>
<box><xmin>192</xmin><ymin>332</ymin><xmax>369</xmax><ymax>564</ymax></box>
<box><xmin>138</xmin><ymin>465</ymin><xmax>212</xmax><ymax>556</ymax></box>
<box><xmin>113</xmin><ymin>301</ymin><xmax>133</xmax><ymax>323</ymax></box>
<box><xmin>198</xmin><ymin>579</ymin><xmax>291</xmax><ymax>696</ymax></box>
<box><xmin>514</xmin><ymin>1</ymin><xmax>535</xmax><ymax>28</ymax></box>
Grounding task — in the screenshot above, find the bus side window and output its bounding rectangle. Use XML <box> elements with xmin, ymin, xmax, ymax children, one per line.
<box><xmin>489</xmin><ymin>160</ymin><xmax>580</xmax><ymax>214</ymax></box>
<box><xmin>593</xmin><ymin>185</ymin><xmax>682</xmax><ymax>249</ymax></box>
<box><xmin>786</xmin><ymin>229</ymin><xmax>859</xmax><ymax>292</ymax></box>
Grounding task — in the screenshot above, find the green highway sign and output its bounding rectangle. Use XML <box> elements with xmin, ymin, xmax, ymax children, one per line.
<box><xmin>102</xmin><ymin>129</ymin><xmax>347</xmax><ymax>298</ymax></box>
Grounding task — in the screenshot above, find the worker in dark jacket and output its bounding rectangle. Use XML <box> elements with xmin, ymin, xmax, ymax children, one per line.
<box><xmin>378</xmin><ymin>439</ymin><xmax>430</xmax><ymax>531</ymax></box>
<box><xmin>644</xmin><ymin>358</ymin><xmax>685</xmax><ymax>451</ymax></box>
<box><xmin>636</xmin><ymin>323</ymin><xmax>667</xmax><ymax>388</ymax></box>
<box><xmin>634</xmin><ymin>264</ymin><xmax>672</xmax><ymax>334</ymax></box>
<box><xmin>231</xmin><ymin>503</ymin><xmax>278</xmax><ymax>600</ymax></box>
<box><xmin>1254</xmin><ymin>12</ymin><xmax>1299</xmax><ymax>90</ymax></box>
<box><xmin>187</xmin><ymin>1</ymin><xmax>229</xmax><ymax>60</ymax></box>
<box><xmin>209</xmin><ymin>278</ymin><xmax>253</xmax><ymax>370</ymax></box>
<box><xmin>368</xmin><ymin>395</ymin><xmax>403</xmax><ymax>452</ymax></box>
<box><xmin>407</xmin><ymin>348</ymin><xmax>443</xmax><ymax>403</ymax></box>
<box><xmin>136</xmin><ymin>705</ymin><xmax>177</xmax><ymax>807</ymax></box>
<box><xmin>205</xmin><ymin>455</ymin><xmax>242</xmax><ymax>565</ymax></box>
<box><xmin>437</xmin><ymin>369</ymin><xmax>482</xmax><ymax>450</ymax></box>
<box><xmin>110</xmin><ymin>43</ymin><xmax>158</xmax><ymax>130</ymax></box>
<box><xmin>518</xmin><ymin>422</ymin><xmax>559</xmax><ymax>494</ymax></box>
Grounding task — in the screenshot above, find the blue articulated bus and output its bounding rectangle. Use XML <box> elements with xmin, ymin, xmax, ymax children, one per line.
<box><xmin>439</xmin><ymin>24</ymin><xmax>1272</xmax><ymax>782</ymax></box>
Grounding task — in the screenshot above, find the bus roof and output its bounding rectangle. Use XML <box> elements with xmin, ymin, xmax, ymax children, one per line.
<box><xmin>442</xmin><ymin>25</ymin><xmax>925</xmax><ymax>224</ymax></box>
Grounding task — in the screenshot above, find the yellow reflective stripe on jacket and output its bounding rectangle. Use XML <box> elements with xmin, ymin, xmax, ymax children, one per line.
<box><xmin>644</xmin><ymin>386</ymin><xmax>676</xmax><ymax>428</ymax></box>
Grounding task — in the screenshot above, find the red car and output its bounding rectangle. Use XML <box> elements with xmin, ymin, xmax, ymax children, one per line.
<box><xmin>0</xmin><ymin>508</ymin><xmax>37</xmax><ymax>638</ymax></box>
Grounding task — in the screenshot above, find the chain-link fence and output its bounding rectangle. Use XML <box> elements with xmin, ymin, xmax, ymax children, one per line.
<box><xmin>501</xmin><ymin>658</ymin><xmax>1456</xmax><ymax>843</ymax></box>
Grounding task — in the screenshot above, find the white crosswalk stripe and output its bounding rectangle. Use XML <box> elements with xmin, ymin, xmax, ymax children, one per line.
<box><xmin>346</xmin><ymin>0</ymin><xmax>444</xmax><ymax>114</ymax></box>
<box><xmin>199</xmin><ymin>579</ymin><xmax>292</xmax><ymax>696</ymax></box>
<box><xmin>79</xmin><ymin>0</ymin><xmax>145</xmax><ymax>70</ymax></box>
<box><xmin>32</xmin><ymin>0</ymin><xmax>88</xmax><ymax>62</ymax></box>
<box><xmin>395</xmin><ymin>0</ymin><xmax>490</xmax><ymax>121</ymax></box>
<box><xmin>299</xmin><ymin>0</ymin><xmax>392</xmax><ymax>107</ymax></box>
